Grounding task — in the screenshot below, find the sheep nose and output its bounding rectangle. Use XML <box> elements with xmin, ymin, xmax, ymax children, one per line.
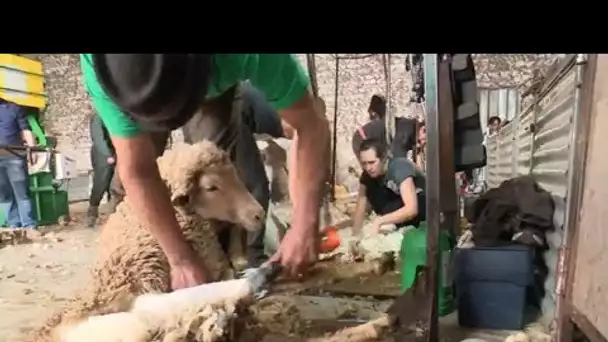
<box><xmin>254</xmin><ymin>214</ymin><xmax>263</xmax><ymax>222</ymax></box>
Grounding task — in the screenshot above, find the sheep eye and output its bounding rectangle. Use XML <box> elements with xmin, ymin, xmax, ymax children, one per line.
<box><xmin>205</xmin><ymin>185</ymin><xmax>218</xmax><ymax>192</ymax></box>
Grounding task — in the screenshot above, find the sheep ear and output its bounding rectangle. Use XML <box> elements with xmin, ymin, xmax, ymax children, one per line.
<box><xmin>168</xmin><ymin>181</ymin><xmax>192</xmax><ymax>207</ymax></box>
<box><xmin>171</xmin><ymin>194</ymin><xmax>189</xmax><ymax>207</ymax></box>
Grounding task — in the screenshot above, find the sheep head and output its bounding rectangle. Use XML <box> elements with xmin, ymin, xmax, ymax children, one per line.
<box><xmin>157</xmin><ymin>140</ymin><xmax>264</xmax><ymax>232</ymax></box>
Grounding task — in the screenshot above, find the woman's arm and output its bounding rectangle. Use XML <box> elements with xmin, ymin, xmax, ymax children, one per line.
<box><xmin>352</xmin><ymin>184</ymin><xmax>369</xmax><ymax>238</ymax></box>
<box><xmin>377</xmin><ymin>178</ymin><xmax>419</xmax><ymax>225</ymax></box>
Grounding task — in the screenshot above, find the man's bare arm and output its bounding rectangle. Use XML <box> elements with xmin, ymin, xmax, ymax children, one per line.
<box><xmin>111</xmin><ymin>134</ymin><xmax>194</xmax><ymax>263</ymax></box>
<box><xmin>279</xmin><ymin>91</ymin><xmax>330</xmax><ymax>232</ymax></box>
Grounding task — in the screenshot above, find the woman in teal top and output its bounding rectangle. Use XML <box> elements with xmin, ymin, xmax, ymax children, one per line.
<box><xmin>80</xmin><ymin>54</ymin><xmax>329</xmax><ymax>290</ymax></box>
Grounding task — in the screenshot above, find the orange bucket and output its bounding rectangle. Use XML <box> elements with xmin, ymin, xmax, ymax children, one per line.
<box><xmin>320</xmin><ymin>226</ymin><xmax>341</xmax><ymax>253</ymax></box>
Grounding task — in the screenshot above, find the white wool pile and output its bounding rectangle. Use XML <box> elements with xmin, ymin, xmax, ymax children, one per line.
<box><xmin>323</xmin><ymin>221</ymin><xmax>406</xmax><ymax>261</ymax></box>
<box><xmin>58</xmin><ymin>300</ymin><xmax>237</xmax><ymax>342</ymax></box>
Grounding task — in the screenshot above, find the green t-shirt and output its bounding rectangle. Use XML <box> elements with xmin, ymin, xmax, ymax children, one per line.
<box><xmin>80</xmin><ymin>54</ymin><xmax>310</xmax><ymax>138</ymax></box>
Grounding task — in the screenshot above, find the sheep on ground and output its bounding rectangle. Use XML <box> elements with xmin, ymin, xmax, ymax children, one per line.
<box><xmin>25</xmin><ymin>140</ymin><xmax>265</xmax><ymax>342</ymax></box>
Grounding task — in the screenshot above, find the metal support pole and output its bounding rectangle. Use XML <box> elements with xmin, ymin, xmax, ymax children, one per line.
<box><xmin>437</xmin><ymin>59</ymin><xmax>458</xmax><ymax>240</ymax></box>
<box><xmin>423</xmin><ymin>54</ymin><xmax>458</xmax><ymax>342</ymax></box>
<box><xmin>422</xmin><ymin>54</ymin><xmax>440</xmax><ymax>342</ymax></box>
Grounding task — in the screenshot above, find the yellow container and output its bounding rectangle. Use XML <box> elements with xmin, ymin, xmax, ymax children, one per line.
<box><xmin>0</xmin><ymin>54</ymin><xmax>46</xmax><ymax>109</ymax></box>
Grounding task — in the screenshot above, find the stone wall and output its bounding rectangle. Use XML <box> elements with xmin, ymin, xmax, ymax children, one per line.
<box><xmin>30</xmin><ymin>54</ymin><xmax>562</xmax><ymax>189</ymax></box>
<box><xmin>31</xmin><ymin>54</ymin><xmax>94</xmax><ymax>173</ymax></box>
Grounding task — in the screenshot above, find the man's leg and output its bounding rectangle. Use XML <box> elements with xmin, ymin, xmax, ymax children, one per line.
<box><xmin>4</xmin><ymin>156</ymin><xmax>36</xmax><ymax>228</ymax></box>
<box><xmin>107</xmin><ymin>171</ymin><xmax>123</xmax><ymax>214</ymax></box>
<box><xmin>234</xmin><ymin>123</ymin><xmax>270</xmax><ymax>268</ymax></box>
<box><xmin>87</xmin><ymin>155</ymin><xmax>114</xmax><ymax>227</ymax></box>
<box><xmin>0</xmin><ymin>158</ymin><xmax>18</xmax><ymax>227</ymax></box>
<box><xmin>239</xmin><ymin>84</ymin><xmax>285</xmax><ymax>267</ymax></box>
<box><xmin>241</xmin><ymin>82</ymin><xmax>285</xmax><ymax>138</ymax></box>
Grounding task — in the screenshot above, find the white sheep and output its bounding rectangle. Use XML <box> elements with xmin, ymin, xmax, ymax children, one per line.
<box><xmin>24</xmin><ymin>140</ymin><xmax>265</xmax><ymax>342</ymax></box>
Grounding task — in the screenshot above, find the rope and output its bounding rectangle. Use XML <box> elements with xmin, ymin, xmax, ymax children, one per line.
<box><xmin>306</xmin><ymin>54</ymin><xmax>319</xmax><ymax>97</ymax></box>
<box><xmin>382</xmin><ymin>54</ymin><xmax>394</xmax><ymax>143</ymax></box>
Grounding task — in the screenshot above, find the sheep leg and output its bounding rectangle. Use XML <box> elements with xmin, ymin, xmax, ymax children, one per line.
<box><xmin>58</xmin><ymin>279</ymin><xmax>253</xmax><ymax>342</ymax></box>
<box><xmin>132</xmin><ymin>278</ymin><xmax>252</xmax><ymax>315</ymax></box>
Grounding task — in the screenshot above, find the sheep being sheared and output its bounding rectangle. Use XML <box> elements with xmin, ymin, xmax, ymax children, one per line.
<box><xmin>25</xmin><ymin>140</ymin><xmax>265</xmax><ymax>342</ymax></box>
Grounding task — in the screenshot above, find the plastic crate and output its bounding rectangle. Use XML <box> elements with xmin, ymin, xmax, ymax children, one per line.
<box><xmin>454</xmin><ymin>245</ymin><xmax>535</xmax><ymax>330</ymax></box>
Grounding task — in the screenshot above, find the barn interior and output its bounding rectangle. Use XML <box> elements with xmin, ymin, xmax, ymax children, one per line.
<box><xmin>0</xmin><ymin>54</ymin><xmax>593</xmax><ymax>342</ymax></box>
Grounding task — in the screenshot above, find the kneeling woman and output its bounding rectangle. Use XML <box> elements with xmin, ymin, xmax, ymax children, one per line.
<box><xmin>352</xmin><ymin>139</ymin><xmax>426</xmax><ymax>236</ymax></box>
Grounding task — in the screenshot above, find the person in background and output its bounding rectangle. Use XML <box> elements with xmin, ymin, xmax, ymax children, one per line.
<box><xmin>351</xmin><ymin>94</ymin><xmax>417</xmax><ymax>159</ymax></box>
<box><xmin>469</xmin><ymin>115</ymin><xmax>502</xmax><ymax>194</ymax></box>
<box><xmin>414</xmin><ymin>121</ymin><xmax>426</xmax><ymax>172</ymax></box>
<box><xmin>86</xmin><ymin>114</ymin><xmax>116</xmax><ymax>227</ymax></box>
<box><xmin>351</xmin><ymin>94</ymin><xmax>388</xmax><ymax>156</ymax></box>
<box><xmin>352</xmin><ymin>139</ymin><xmax>426</xmax><ymax>236</ymax></box>
<box><xmin>80</xmin><ymin>54</ymin><xmax>329</xmax><ymax>289</ymax></box>
<box><xmin>0</xmin><ymin>99</ymin><xmax>38</xmax><ymax>231</ymax></box>
<box><xmin>487</xmin><ymin>116</ymin><xmax>502</xmax><ymax>137</ymax></box>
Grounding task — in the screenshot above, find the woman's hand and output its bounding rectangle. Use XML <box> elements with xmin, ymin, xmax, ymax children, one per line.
<box><xmin>371</xmin><ymin>217</ymin><xmax>385</xmax><ymax>235</ymax></box>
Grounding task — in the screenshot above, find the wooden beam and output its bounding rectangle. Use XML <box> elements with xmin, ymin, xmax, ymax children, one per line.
<box><xmin>556</xmin><ymin>54</ymin><xmax>597</xmax><ymax>342</ymax></box>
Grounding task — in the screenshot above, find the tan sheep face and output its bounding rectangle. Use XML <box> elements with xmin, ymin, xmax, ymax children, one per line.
<box><xmin>191</xmin><ymin>165</ymin><xmax>264</xmax><ymax>232</ymax></box>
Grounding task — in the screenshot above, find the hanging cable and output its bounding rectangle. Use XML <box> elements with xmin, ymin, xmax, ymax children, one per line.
<box><xmin>306</xmin><ymin>54</ymin><xmax>319</xmax><ymax>97</ymax></box>
<box><xmin>332</xmin><ymin>54</ymin><xmax>377</xmax><ymax>60</ymax></box>
<box><xmin>330</xmin><ymin>56</ymin><xmax>340</xmax><ymax>202</ymax></box>
<box><xmin>382</xmin><ymin>54</ymin><xmax>394</xmax><ymax>144</ymax></box>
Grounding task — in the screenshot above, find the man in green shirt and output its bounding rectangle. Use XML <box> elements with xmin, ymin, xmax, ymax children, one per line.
<box><xmin>80</xmin><ymin>54</ymin><xmax>329</xmax><ymax>290</ymax></box>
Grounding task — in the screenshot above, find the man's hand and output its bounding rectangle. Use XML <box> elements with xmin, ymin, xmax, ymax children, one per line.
<box><xmin>107</xmin><ymin>156</ymin><xmax>116</xmax><ymax>165</ymax></box>
<box><xmin>169</xmin><ymin>255</ymin><xmax>210</xmax><ymax>290</ymax></box>
<box><xmin>28</xmin><ymin>151</ymin><xmax>37</xmax><ymax>166</ymax></box>
<box><xmin>275</xmin><ymin>90</ymin><xmax>329</xmax><ymax>279</ymax></box>
<box><xmin>270</xmin><ymin>225</ymin><xmax>318</xmax><ymax>278</ymax></box>
<box><xmin>112</xmin><ymin>134</ymin><xmax>207</xmax><ymax>291</ymax></box>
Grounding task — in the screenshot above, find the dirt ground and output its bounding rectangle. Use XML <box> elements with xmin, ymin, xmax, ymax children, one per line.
<box><xmin>0</xmin><ymin>203</ymin><xmax>539</xmax><ymax>342</ymax></box>
<box><xmin>0</xmin><ymin>203</ymin><xmax>100</xmax><ymax>341</ymax></box>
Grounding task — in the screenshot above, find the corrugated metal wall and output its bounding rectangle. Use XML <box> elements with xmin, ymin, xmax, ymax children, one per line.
<box><xmin>484</xmin><ymin>56</ymin><xmax>577</xmax><ymax>326</ymax></box>
<box><xmin>479</xmin><ymin>88</ymin><xmax>520</xmax><ymax>131</ymax></box>
<box><xmin>485</xmin><ymin>134</ymin><xmax>499</xmax><ymax>189</ymax></box>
